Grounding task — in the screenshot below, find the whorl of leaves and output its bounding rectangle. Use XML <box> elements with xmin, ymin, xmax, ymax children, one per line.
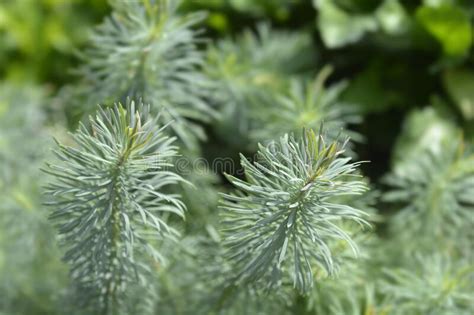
<box><xmin>382</xmin><ymin>254</ymin><xmax>474</xmax><ymax>315</ymax></box>
<box><xmin>251</xmin><ymin>66</ymin><xmax>362</xmax><ymax>145</ymax></box>
<box><xmin>207</xmin><ymin>23</ymin><xmax>315</xmax><ymax>84</ymax></box>
<box><xmin>63</xmin><ymin>0</ymin><xmax>213</xmax><ymax>149</ymax></box>
<box><xmin>207</xmin><ymin>23</ymin><xmax>315</xmax><ymax>140</ymax></box>
<box><xmin>0</xmin><ymin>84</ymin><xmax>67</xmax><ymax>315</ymax></box>
<box><xmin>383</xmin><ymin>135</ymin><xmax>474</xmax><ymax>250</ymax></box>
<box><xmin>220</xmin><ymin>128</ymin><xmax>369</xmax><ymax>293</ymax></box>
<box><xmin>43</xmin><ymin>101</ymin><xmax>186</xmax><ymax>314</ymax></box>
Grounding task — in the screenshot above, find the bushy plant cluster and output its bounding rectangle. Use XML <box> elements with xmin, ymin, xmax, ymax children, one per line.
<box><xmin>0</xmin><ymin>0</ymin><xmax>473</xmax><ymax>314</ymax></box>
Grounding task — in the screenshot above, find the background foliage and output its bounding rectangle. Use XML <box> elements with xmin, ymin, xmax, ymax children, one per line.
<box><xmin>0</xmin><ymin>0</ymin><xmax>473</xmax><ymax>314</ymax></box>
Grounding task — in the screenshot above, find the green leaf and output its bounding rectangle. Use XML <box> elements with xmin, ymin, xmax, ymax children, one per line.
<box><xmin>341</xmin><ymin>62</ymin><xmax>402</xmax><ymax>114</ymax></box>
<box><xmin>316</xmin><ymin>0</ymin><xmax>378</xmax><ymax>48</ymax></box>
<box><xmin>443</xmin><ymin>68</ymin><xmax>474</xmax><ymax>120</ymax></box>
<box><xmin>375</xmin><ymin>0</ymin><xmax>410</xmax><ymax>35</ymax></box>
<box><xmin>416</xmin><ymin>4</ymin><xmax>472</xmax><ymax>57</ymax></box>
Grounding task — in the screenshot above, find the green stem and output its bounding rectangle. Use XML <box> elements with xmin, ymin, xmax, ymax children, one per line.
<box><xmin>101</xmin><ymin>143</ymin><xmax>131</xmax><ymax>315</ymax></box>
<box><xmin>121</xmin><ymin>2</ymin><xmax>167</xmax><ymax>101</ymax></box>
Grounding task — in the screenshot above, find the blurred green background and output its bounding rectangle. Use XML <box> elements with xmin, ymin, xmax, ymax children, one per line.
<box><xmin>1</xmin><ymin>0</ymin><xmax>472</xmax><ymax>155</ymax></box>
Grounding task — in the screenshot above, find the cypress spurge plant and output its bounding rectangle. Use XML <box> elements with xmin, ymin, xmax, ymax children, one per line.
<box><xmin>43</xmin><ymin>101</ymin><xmax>186</xmax><ymax>314</ymax></box>
<box><xmin>207</xmin><ymin>23</ymin><xmax>315</xmax><ymax>144</ymax></box>
<box><xmin>383</xmin><ymin>135</ymin><xmax>474</xmax><ymax>252</ymax></box>
<box><xmin>221</xmin><ymin>128</ymin><xmax>370</xmax><ymax>294</ymax></box>
<box><xmin>63</xmin><ymin>0</ymin><xmax>213</xmax><ymax>149</ymax></box>
<box><xmin>251</xmin><ymin>67</ymin><xmax>362</xmax><ymax>146</ymax></box>
<box><xmin>382</xmin><ymin>254</ymin><xmax>474</xmax><ymax>315</ymax></box>
<box><xmin>0</xmin><ymin>84</ymin><xmax>66</xmax><ymax>315</ymax></box>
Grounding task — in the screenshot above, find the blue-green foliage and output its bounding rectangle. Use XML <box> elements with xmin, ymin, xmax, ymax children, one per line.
<box><xmin>251</xmin><ymin>67</ymin><xmax>362</xmax><ymax>147</ymax></box>
<box><xmin>221</xmin><ymin>129</ymin><xmax>369</xmax><ymax>293</ymax></box>
<box><xmin>382</xmin><ymin>254</ymin><xmax>474</xmax><ymax>315</ymax></box>
<box><xmin>1</xmin><ymin>0</ymin><xmax>474</xmax><ymax>314</ymax></box>
<box><xmin>0</xmin><ymin>84</ymin><xmax>66</xmax><ymax>315</ymax></box>
<box><xmin>207</xmin><ymin>23</ymin><xmax>316</xmax><ymax>145</ymax></box>
<box><xmin>383</xmin><ymin>108</ymin><xmax>474</xmax><ymax>253</ymax></box>
<box><xmin>62</xmin><ymin>0</ymin><xmax>213</xmax><ymax>149</ymax></box>
<box><xmin>44</xmin><ymin>101</ymin><xmax>185</xmax><ymax>314</ymax></box>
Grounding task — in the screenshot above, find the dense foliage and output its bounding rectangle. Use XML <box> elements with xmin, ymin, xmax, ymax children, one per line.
<box><xmin>1</xmin><ymin>0</ymin><xmax>473</xmax><ymax>314</ymax></box>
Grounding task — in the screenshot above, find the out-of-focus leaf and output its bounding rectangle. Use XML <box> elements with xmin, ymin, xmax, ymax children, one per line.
<box><xmin>207</xmin><ymin>12</ymin><xmax>229</xmax><ymax>33</ymax></box>
<box><xmin>416</xmin><ymin>4</ymin><xmax>472</xmax><ymax>57</ymax></box>
<box><xmin>229</xmin><ymin>0</ymin><xmax>298</xmax><ymax>19</ymax></box>
<box><xmin>375</xmin><ymin>0</ymin><xmax>409</xmax><ymax>35</ymax></box>
<box><xmin>334</xmin><ymin>0</ymin><xmax>381</xmax><ymax>13</ymax></box>
<box><xmin>341</xmin><ymin>65</ymin><xmax>391</xmax><ymax>113</ymax></box>
<box><xmin>0</xmin><ymin>0</ymin><xmax>108</xmax><ymax>82</ymax></box>
<box><xmin>315</xmin><ymin>0</ymin><xmax>377</xmax><ymax>48</ymax></box>
<box><xmin>340</xmin><ymin>61</ymin><xmax>408</xmax><ymax>113</ymax></box>
<box><xmin>443</xmin><ymin>68</ymin><xmax>474</xmax><ymax>120</ymax></box>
